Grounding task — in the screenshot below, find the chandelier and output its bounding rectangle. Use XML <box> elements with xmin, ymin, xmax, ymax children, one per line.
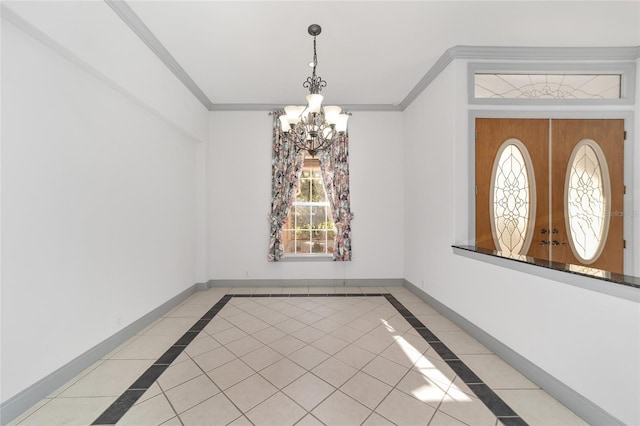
<box><xmin>278</xmin><ymin>24</ymin><xmax>349</xmax><ymax>157</ymax></box>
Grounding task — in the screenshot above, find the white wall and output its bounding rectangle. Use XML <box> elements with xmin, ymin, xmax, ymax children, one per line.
<box><xmin>207</xmin><ymin>111</ymin><xmax>404</xmax><ymax>282</ymax></box>
<box><xmin>1</xmin><ymin>1</ymin><xmax>208</xmax><ymax>143</ymax></box>
<box><xmin>636</xmin><ymin>57</ymin><xmax>640</xmax><ymax>281</ymax></box>
<box><xmin>0</xmin><ymin>16</ymin><xmax>204</xmax><ymax>402</ymax></box>
<box><xmin>403</xmin><ymin>61</ymin><xmax>640</xmax><ymax>425</ymax></box>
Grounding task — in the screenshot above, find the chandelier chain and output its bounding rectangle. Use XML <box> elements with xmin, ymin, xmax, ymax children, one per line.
<box><xmin>303</xmin><ymin>35</ymin><xmax>327</xmax><ymax>94</ymax></box>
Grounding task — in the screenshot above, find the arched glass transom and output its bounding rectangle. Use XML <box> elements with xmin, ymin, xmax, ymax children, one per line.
<box><xmin>565</xmin><ymin>139</ymin><xmax>610</xmax><ymax>263</ymax></box>
<box><xmin>490</xmin><ymin>139</ymin><xmax>536</xmax><ymax>256</ymax></box>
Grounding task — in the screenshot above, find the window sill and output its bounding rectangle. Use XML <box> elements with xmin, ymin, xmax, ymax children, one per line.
<box><xmin>452</xmin><ymin>245</ymin><xmax>640</xmax><ymax>302</ymax></box>
<box><xmin>280</xmin><ymin>255</ymin><xmax>334</xmax><ymax>262</ymax></box>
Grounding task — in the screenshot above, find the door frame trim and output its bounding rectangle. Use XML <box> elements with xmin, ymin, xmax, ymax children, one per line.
<box><xmin>467</xmin><ymin>111</ymin><xmax>635</xmax><ymax>276</ymax></box>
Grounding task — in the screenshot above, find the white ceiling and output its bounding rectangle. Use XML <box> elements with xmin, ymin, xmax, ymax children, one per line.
<box><xmin>126</xmin><ymin>1</ymin><xmax>640</xmax><ymax>107</ymax></box>
<box><xmin>5</xmin><ymin>1</ymin><xmax>640</xmax><ymax>109</ymax></box>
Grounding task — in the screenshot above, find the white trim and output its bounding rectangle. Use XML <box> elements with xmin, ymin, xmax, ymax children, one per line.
<box><xmin>403</xmin><ymin>278</ymin><xmax>627</xmax><ymax>425</ymax></box>
<box><xmin>279</xmin><ymin>254</ymin><xmax>334</xmax><ymax>262</ymax></box>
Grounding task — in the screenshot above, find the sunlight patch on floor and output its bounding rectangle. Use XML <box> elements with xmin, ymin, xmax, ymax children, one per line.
<box><xmin>392</xmin><ymin>334</ymin><xmax>471</xmax><ymax>403</ymax></box>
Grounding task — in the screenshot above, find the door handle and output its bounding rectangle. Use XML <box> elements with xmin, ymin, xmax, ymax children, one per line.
<box><xmin>552</xmin><ymin>240</ymin><xmax>567</xmax><ymax>246</ymax></box>
<box><xmin>540</xmin><ymin>229</ymin><xmax>549</xmax><ymax>234</ymax></box>
<box><xmin>539</xmin><ymin>240</ymin><xmax>549</xmax><ymax>246</ymax></box>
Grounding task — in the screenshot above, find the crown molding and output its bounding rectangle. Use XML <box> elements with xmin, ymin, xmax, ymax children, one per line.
<box><xmin>399</xmin><ymin>47</ymin><xmax>457</xmax><ymax>110</ymax></box>
<box><xmin>105</xmin><ymin>1</ymin><xmax>639</xmax><ymax>112</ymax></box>
<box><xmin>209</xmin><ymin>104</ymin><xmax>288</xmax><ymax>112</ymax></box>
<box><xmin>452</xmin><ymin>45</ymin><xmax>640</xmax><ymax>61</ymax></box>
<box><xmin>209</xmin><ymin>46</ymin><xmax>640</xmax><ymax>112</ymax></box>
<box><xmin>104</xmin><ymin>0</ymin><xmax>214</xmax><ymax>110</ymax></box>
<box><xmin>324</xmin><ymin>104</ymin><xmax>403</xmax><ymax>112</ymax></box>
<box><xmin>209</xmin><ymin>103</ymin><xmax>402</xmax><ymax>112</ymax></box>
<box><xmin>399</xmin><ymin>45</ymin><xmax>640</xmax><ymax>110</ymax></box>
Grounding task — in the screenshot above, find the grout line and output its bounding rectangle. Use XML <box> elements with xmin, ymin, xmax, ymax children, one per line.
<box><xmin>383</xmin><ymin>294</ymin><xmax>529</xmax><ymax>425</ymax></box>
<box><xmin>89</xmin><ymin>291</ymin><xmax>529</xmax><ymax>426</ymax></box>
<box><xmin>90</xmin><ymin>296</ymin><xmax>232</xmax><ymax>425</ymax></box>
<box><xmin>156</xmin><ymin>384</ymin><xmax>183</xmax><ymax>426</ymax></box>
<box><xmin>185</xmin><ymin>341</ymin><xmax>251</xmax><ymax>424</ymax></box>
<box><xmin>8</xmin><ymin>399</ymin><xmax>54</xmax><ymax>426</ymax></box>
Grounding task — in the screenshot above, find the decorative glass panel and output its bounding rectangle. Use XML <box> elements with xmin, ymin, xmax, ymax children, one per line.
<box><xmin>475</xmin><ymin>74</ymin><xmax>621</xmax><ymax>99</ymax></box>
<box><xmin>491</xmin><ymin>140</ymin><xmax>535</xmax><ymax>255</ymax></box>
<box><xmin>565</xmin><ymin>140</ymin><xmax>610</xmax><ymax>263</ymax></box>
<box><xmin>568</xmin><ymin>264</ymin><xmax>609</xmax><ymax>279</ymax></box>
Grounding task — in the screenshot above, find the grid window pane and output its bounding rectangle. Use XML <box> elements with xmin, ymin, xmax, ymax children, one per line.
<box><xmin>283</xmin><ymin>157</ymin><xmax>335</xmax><ymax>255</ymax></box>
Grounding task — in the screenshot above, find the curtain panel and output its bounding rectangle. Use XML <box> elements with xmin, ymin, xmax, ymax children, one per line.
<box><xmin>319</xmin><ymin>133</ymin><xmax>354</xmax><ymax>261</ymax></box>
<box><xmin>268</xmin><ymin>113</ymin><xmax>305</xmax><ymax>261</ymax></box>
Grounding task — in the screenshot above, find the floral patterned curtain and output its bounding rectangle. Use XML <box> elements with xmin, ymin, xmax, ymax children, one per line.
<box><xmin>268</xmin><ymin>113</ymin><xmax>305</xmax><ymax>261</ymax></box>
<box><xmin>318</xmin><ymin>133</ymin><xmax>353</xmax><ymax>261</ymax></box>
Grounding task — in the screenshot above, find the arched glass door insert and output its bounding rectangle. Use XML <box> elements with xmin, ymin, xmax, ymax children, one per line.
<box><xmin>489</xmin><ymin>139</ymin><xmax>536</xmax><ymax>256</ymax></box>
<box><xmin>564</xmin><ymin>139</ymin><xmax>611</xmax><ymax>264</ymax></box>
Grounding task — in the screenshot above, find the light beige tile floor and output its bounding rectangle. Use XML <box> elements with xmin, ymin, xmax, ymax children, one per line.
<box><xmin>9</xmin><ymin>286</ymin><xmax>588</xmax><ymax>426</ymax></box>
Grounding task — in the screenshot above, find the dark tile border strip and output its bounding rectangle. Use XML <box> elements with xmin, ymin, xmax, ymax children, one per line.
<box><xmin>382</xmin><ymin>294</ymin><xmax>528</xmax><ymax>425</ymax></box>
<box><xmin>92</xmin><ymin>295</ymin><xmax>233</xmax><ymax>425</ymax></box>
<box><xmin>93</xmin><ymin>292</ymin><xmax>527</xmax><ymax>425</ymax></box>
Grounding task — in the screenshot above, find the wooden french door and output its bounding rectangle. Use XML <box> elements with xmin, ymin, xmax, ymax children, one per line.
<box><xmin>476</xmin><ymin>119</ymin><xmax>549</xmax><ymax>260</ymax></box>
<box><xmin>476</xmin><ymin>118</ymin><xmax>625</xmax><ymax>274</ymax></box>
<box><xmin>551</xmin><ymin>120</ymin><xmax>624</xmax><ymax>273</ymax></box>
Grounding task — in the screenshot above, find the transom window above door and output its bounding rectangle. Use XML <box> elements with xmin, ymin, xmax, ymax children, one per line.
<box><xmin>468</xmin><ymin>63</ymin><xmax>636</xmax><ymax>105</ymax></box>
<box><xmin>475</xmin><ymin>74</ymin><xmax>622</xmax><ymax>100</ymax></box>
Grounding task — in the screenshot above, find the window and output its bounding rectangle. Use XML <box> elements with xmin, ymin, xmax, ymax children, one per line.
<box><xmin>468</xmin><ymin>63</ymin><xmax>635</xmax><ymax>105</ymax></box>
<box><xmin>490</xmin><ymin>139</ymin><xmax>536</xmax><ymax>256</ymax></box>
<box><xmin>282</xmin><ymin>156</ymin><xmax>335</xmax><ymax>255</ymax></box>
<box><xmin>475</xmin><ymin>73</ymin><xmax>622</xmax><ymax>100</ymax></box>
<box><xmin>565</xmin><ymin>139</ymin><xmax>611</xmax><ymax>264</ymax></box>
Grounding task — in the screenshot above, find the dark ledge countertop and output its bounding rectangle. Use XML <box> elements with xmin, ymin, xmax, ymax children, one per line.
<box><xmin>452</xmin><ymin>245</ymin><xmax>640</xmax><ymax>290</ymax></box>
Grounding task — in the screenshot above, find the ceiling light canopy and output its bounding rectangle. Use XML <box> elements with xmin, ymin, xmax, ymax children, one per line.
<box><xmin>278</xmin><ymin>24</ymin><xmax>349</xmax><ymax>157</ymax></box>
